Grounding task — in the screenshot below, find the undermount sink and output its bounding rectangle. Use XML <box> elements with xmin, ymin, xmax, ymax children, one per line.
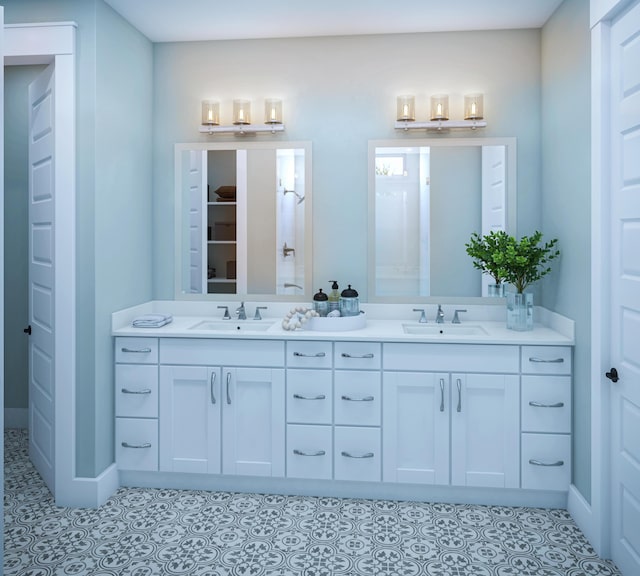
<box><xmin>402</xmin><ymin>323</ymin><xmax>489</xmax><ymax>336</ymax></box>
<box><xmin>189</xmin><ymin>320</ymin><xmax>275</xmax><ymax>332</ymax></box>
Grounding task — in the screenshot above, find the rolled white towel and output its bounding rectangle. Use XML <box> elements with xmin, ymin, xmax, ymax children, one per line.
<box><xmin>132</xmin><ymin>313</ymin><xmax>173</xmax><ymax>328</ymax></box>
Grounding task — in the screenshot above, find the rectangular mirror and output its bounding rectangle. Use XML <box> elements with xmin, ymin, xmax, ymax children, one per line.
<box><xmin>175</xmin><ymin>141</ymin><xmax>312</xmax><ymax>300</ymax></box>
<box><xmin>368</xmin><ymin>137</ymin><xmax>516</xmax><ymax>301</ymax></box>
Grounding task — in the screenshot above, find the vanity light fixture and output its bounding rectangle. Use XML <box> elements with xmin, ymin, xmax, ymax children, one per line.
<box><xmin>199</xmin><ymin>98</ymin><xmax>286</xmax><ymax>135</ymax></box>
<box><xmin>394</xmin><ymin>93</ymin><xmax>487</xmax><ymax>131</ymax></box>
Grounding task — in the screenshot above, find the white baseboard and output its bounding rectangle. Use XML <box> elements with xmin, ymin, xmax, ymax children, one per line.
<box><xmin>55</xmin><ymin>464</ymin><xmax>119</xmax><ymax>509</ymax></box>
<box><xmin>4</xmin><ymin>408</ymin><xmax>28</xmax><ymax>429</ymax></box>
<box><xmin>568</xmin><ymin>484</ymin><xmax>599</xmax><ymax>552</ymax></box>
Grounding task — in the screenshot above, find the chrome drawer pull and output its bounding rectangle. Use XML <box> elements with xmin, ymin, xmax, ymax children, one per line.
<box><xmin>341</xmin><ymin>352</ymin><xmax>374</xmax><ymax>359</ymax></box>
<box><xmin>293</xmin><ymin>393</ymin><xmax>326</xmax><ymax>400</ymax></box>
<box><xmin>529</xmin><ymin>357</ymin><xmax>564</xmax><ymax>363</ymax></box>
<box><xmin>226</xmin><ymin>372</ymin><xmax>232</xmax><ymax>405</ymax></box>
<box><xmin>456</xmin><ymin>379</ymin><xmax>462</xmax><ymax>413</ymax></box>
<box><xmin>121</xmin><ymin>347</ymin><xmax>152</xmax><ymax>354</ymax></box>
<box><xmin>341</xmin><ymin>451</ymin><xmax>374</xmax><ymax>459</ymax></box>
<box><xmin>439</xmin><ymin>378</ymin><xmax>445</xmax><ymax>412</ymax></box>
<box><xmin>529</xmin><ymin>459</ymin><xmax>564</xmax><ymax>467</ymax></box>
<box><xmin>293</xmin><ymin>449</ymin><xmax>326</xmax><ymax>457</ymax></box>
<box><xmin>293</xmin><ymin>351</ymin><xmax>326</xmax><ymax>358</ymax></box>
<box><xmin>210</xmin><ymin>372</ymin><xmax>217</xmax><ymax>405</ymax></box>
<box><xmin>121</xmin><ymin>442</ymin><xmax>151</xmax><ymax>449</ymax></box>
<box><xmin>341</xmin><ymin>395</ymin><xmax>374</xmax><ymax>402</ymax></box>
<box><xmin>529</xmin><ymin>401</ymin><xmax>564</xmax><ymax>408</ymax></box>
<box><xmin>121</xmin><ymin>388</ymin><xmax>152</xmax><ymax>395</ymax></box>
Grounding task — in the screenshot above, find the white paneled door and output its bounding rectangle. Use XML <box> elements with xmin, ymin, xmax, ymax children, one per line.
<box><xmin>28</xmin><ymin>63</ymin><xmax>56</xmax><ymax>494</ymax></box>
<box><xmin>609</xmin><ymin>2</ymin><xmax>640</xmax><ymax>573</ymax></box>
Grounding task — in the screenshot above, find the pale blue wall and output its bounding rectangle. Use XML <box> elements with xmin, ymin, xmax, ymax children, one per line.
<box><xmin>541</xmin><ymin>0</ymin><xmax>591</xmax><ymax>501</ymax></box>
<box><xmin>3</xmin><ymin>66</ymin><xmax>44</xmax><ymax>412</ymax></box>
<box><xmin>152</xmin><ymin>30</ymin><xmax>543</xmax><ymax>300</ymax></box>
<box><xmin>3</xmin><ymin>0</ymin><xmax>153</xmax><ymax>476</ymax></box>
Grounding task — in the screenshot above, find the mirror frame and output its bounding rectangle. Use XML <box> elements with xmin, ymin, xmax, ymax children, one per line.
<box><xmin>174</xmin><ymin>140</ymin><xmax>313</xmax><ymax>301</ymax></box>
<box><xmin>367</xmin><ymin>137</ymin><xmax>517</xmax><ymax>303</ymax></box>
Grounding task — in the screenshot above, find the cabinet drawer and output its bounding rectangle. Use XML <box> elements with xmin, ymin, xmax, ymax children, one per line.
<box><xmin>287</xmin><ymin>425</ymin><xmax>332</xmax><ymax>480</ymax></box>
<box><xmin>286</xmin><ymin>341</ymin><xmax>332</xmax><ymax>368</ymax></box>
<box><xmin>384</xmin><ymin>343</ymin><xmax>519</xmax><ymax>373</ymax></box>
<box><xmin>335</xmin><ymin>371</ymin><xmax>381</xmax><ymax>426</ymax></box>
<box><xmin>521</xmin><ymin>433</ymin><xmax>571</xmax><ymax>491</ymax></box>
<box><xmin>287</xmin><ymin>369</ymin><xmax>332</xmax><ymax>424</ymax></box>
<box><xmin>115</xmin><ymin>337</ymin><xmax>158</xmax><ymax>364</ymax></box>
<box><xmin>335</xmin><ymin>426</ymin><xmax>381</xmax><ymax>482</ymax></box>
<box><xmin>115</xmin><ymin>365</ymin><xmax>158</xmax><ymax>418</ymax></box>
<box><xmin>116</xmin><ymin>418</ymin><xmax>158</xmax><ymax>471</ymax></box>
<box><xmin>334</xmin><ymin>342</ymin><xmax>381</xmax><ymax>369</ymax></box>
<box><xmin>521</xmin><ymin>346</ymin><xmax>572</xmax><ymax>375</ymax></box>
<box><xmin>160</xmin><ymin>338</ymin><xmax>284</xmax><ymax>367</ymax></box>
<box><xmin>521</xmin><ymin>376</ymin><xmax>571</xmax><ymax>433</ymax></box>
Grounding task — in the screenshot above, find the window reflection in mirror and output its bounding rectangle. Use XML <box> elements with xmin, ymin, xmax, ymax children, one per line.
<box><xmin>175</xmin><ymin>142</ymin><xmax>312</xmax><ymax>301</ymax></box>
<box><xmin>368</xmin><ymin>138</ymin><xmax>516</xmax><ymax>302</ymax></box>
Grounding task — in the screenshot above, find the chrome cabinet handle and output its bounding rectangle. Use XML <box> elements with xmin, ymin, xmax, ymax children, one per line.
<box><xmin>293</xmin><ymin>449</ymin><xmax>326</xmax><ymax>457</ymax></box>
<box><xmin>121</xmin><ymin>347</ymin><xmax>152</xmax><ymax>354</ymax></box>
<box><xmin>529</xmin><ymin>459</ymin><xmax>564</xmax><ymax>467</ymax></box>
<box><xmin>529</xmin><ymin>357</ymin><xmax>564</xmax><ymax>363</ymax></box>
<box><xmin>341</xmin><ymin>395</ymin><xmax>374</xmax><ymax>402</ymax></box>
<box><xmin>293</xmin><ymin>351</ymin><xmax>326</xmax><ymax>357</ymax></box>
<box><xmin>293</xmin><ymin>393</ymin><xmax>326</xmax><ymax>400</ymax></box>
<box><xmin>210</xmin><ymin>371</ymin><xmax>217</xmax><ymax>405</ymax></box>
<box><xmin>456</xmin><ymin>379</ymin><xmax>462</xmax><ymax>413</ymax></box>
<box><xmin>341</xmin><ymin>451</ymin><xmax>374</xmax><ymax>459</ymax></box>
<box><xmin>529</xmin><ymin>401</ymin><xmax>564</xmax><ymax>408</ymax></box>
<box><xmin>439</xmin><ymin>378</ymin><xmax>445</xmax><ymax>412</ymax></box>
<box><xmin>121</xmin><ymin>388</ymin><xmax>152</xmax><ymax>395</ymax></box>
<box><xmin>121</xmin><ymin>442</ymin><xmax>151</xmax><ymax>449</ymax></box>
<box><xmin>341</xmin><ymin>352</ymin><xmax>374</xmax><ymax>359</ymax></box>
<box><xmin>226</xmin><ymin>372</ymin><xmax>231</xmax><ymax>405</ymax></box>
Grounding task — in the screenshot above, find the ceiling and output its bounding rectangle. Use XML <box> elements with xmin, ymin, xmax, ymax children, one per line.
<box><xmin>103</xmin><ymin>0</ymin><xmax>565</xmax><ymax>43</ymax></box>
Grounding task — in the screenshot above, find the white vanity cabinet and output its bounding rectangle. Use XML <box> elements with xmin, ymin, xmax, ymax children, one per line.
<box><xmin>158</xmin><ymin>339</ymin><xmax>286</xmax><ymax>478</ymax></box>
<box><xmin>115</xmin><ymin>337</ymin><xmax>159</xmax><ymax>471</ymax></box>
<box><xmin>383</xmin><ymin>343</ymin><xmax>521</xmax><ymax>489</ymax></box>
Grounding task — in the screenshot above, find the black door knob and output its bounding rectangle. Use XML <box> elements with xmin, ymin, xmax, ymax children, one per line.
<box><xmin>23</xmin><ymin>325</ymin><xmax>32</xmax><ymax>335</ymax></box>
<box><xmin>605</xmin><ymin>367</ymin><xmax>619</xmax><ymax>383</ymax></box>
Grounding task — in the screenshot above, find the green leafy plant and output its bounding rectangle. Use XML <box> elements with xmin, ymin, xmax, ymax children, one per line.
<box><xmin>495</xmin><ymin>231</ymin><xmax>560</xmax><ymax>293</ymax></box>
<box><xmin>465</xmin><ymin>230</ymin><xmax>511</xmax><ymax>286</ymax></box>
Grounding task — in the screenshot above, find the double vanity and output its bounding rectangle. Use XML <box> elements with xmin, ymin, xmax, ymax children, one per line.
<box><xmin>112</xmin><ymin>302</ymin><xmax>574</xmax><ymax>508</ymax></box>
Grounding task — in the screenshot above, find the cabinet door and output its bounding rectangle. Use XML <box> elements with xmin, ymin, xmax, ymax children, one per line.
<box><xmin>222</xmin><ymin>367</ymin><xmax>285</xmax><ymax>477</ymax></box>
<box><xmin>383</xmin><ymin>372</ymin><xmax>450</xmax><ymax>485</ymax></box>
<box><xmin>159</xmin><ymin>365</ymin><xmax>221</xmax><ymax>474</ymax></box>
<box><xmin>451</xmin><ymin>373</ymin><xmax>519</xmax><ymax>488</ymax></box>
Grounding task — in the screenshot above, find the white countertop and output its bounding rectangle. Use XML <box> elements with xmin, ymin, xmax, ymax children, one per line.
<box><xmin>112</xmin><ymin>301</ymin><xmax>574</xmax><ymax>346</ymax></box>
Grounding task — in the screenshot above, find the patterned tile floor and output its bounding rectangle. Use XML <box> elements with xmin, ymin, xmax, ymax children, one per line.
<box><xmin>4</xmin><ymin>428</ymin><xmax>621</xmax><ymax>576</ymax></box>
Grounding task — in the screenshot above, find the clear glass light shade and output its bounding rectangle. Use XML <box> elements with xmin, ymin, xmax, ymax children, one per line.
<box><xmin>201</xmin><ymin>100</ymin><xmax>220</xmax><ymax>125</ymax></box>
<box><xmin>430</xmin><ymin>94</ymin><xmax>449</xmax><ymax>121</ymax></box>
<box><xmin>233</xmin><ymin>99</ymin><xmax>251</xmax><ymax>125</ymax></box>
<box><xmin>265</xmin><ymin>99</ymin><xmax>283</xmax><ymax>124</ymax></box>
<box><xmin>396</xmin><ymin>95</ymin><xmax>416</xmax><ymax>121</ymax></box>
<box><xmin>464</xmin><ymin>93</ymin><xmax>484</xmax><ymax>120</ymax></box>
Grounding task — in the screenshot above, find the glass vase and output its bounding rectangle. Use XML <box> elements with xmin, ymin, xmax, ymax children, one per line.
<box><xmin>506</xmin><ymin>292</ymin><xmax>534</xmax><ymax>331</ymax></box>
<box><xmin>487</xmin><ymin>283</ymin><xmax>505</xmax><ymax>297</ymax></box>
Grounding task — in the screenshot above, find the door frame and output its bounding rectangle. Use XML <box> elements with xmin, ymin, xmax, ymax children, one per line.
<box><xmin>586</xmin><ymin>0</ymin><xmax>640</xmax><ymax>559</ymax></box>
<box><xmin>3</xmin><ymin>22</ymin><xmax>83</xmax><ymax>506</ymax></box>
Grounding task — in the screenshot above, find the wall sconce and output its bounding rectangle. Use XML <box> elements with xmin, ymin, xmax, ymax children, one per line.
<box><xmin>396</xmin><ymin>95</ymin><xmax>416</xmax><ymax>121</ymax></box>
<box><xmin>199</xmin><ymin>98</ymin><xmax>286</xmax><ymax>135</ymax></box>
<box><xmin>430</xmin><ymin>94</ymin><xmax>449</xmax><ymax>121</ymax></box>
<box><xmin>394</xmin><ymin>92</ymin><xmax>487</xmax><ymax>131</ymax></box>
<box><xmin>201</xmin><ymin>100</ymin><xmax>220</xmax><ymax>125</ymax></box>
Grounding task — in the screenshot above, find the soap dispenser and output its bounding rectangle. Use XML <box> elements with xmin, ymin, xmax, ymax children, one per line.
<box><xmin>312</xmin><ymin>288</ymin><xmax>329</xmax><ymax>317</ymax></box>
<box><xmin>328</xmin><ymin>281</ymin><xmax>340</xmax><ymax>314</ymax></box>
<box><xmin>339</xmin><ymin>284</ymin><xmax>360</xmax><ymax>317</ymax></box>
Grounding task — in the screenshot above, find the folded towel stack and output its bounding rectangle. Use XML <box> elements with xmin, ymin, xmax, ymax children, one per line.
<box><xmin>132</xmin><ymin>313</ymin><xmax>173</xmax><ymax>328</ymax></box>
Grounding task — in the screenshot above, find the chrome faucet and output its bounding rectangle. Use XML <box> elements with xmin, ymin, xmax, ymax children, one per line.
<box><xmin>452</xmin><ymin>309</ymin><xmax>467</xmax><ymax>324</ymax></box>
<box><xmin>236</xmin><ymin>302</ymin><xmax>246</xmax><ymax>320</ymax></box>
<box><xmin>436</xmin><ymin>304</ymin><xmax>445</xmax><ymax>324</ymax></box>
<box><xmin>413</xmin><ymin>308</ymin><xmax>427</xmax><ymax>323</ymax></box>
<box><xmin>217</xmin><ymin>305</ymin><xmax>231</xmax><ymax>320</ymax></box>
<box><xmin>254</xmin><ymin>306</ymin><xmax>267</xmax><ymax>320</ymax></box>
